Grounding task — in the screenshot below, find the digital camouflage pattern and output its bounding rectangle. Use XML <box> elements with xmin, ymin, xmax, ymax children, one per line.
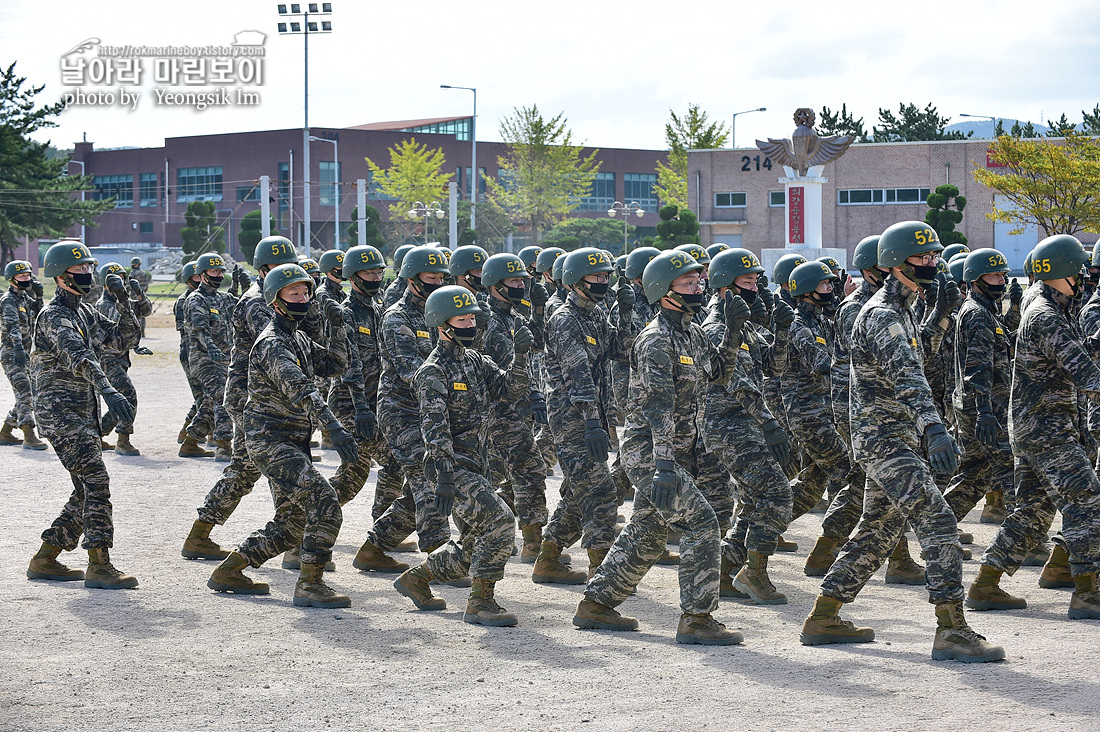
<box><xmin>95</xmin><ymin>289</ymin><xmax>152</xmax><ymax>435</ymax></box>
<box><xmin>2</xmin><ymin>285</ymin><xmax>41</xmax><ymax>426</ymax></box>
<box><xmin>182</xmin><ymin>282</ymin><xmax>236</xmax><ymax>442</ymax></box>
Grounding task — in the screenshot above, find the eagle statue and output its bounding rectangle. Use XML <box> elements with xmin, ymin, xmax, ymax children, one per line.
<box><xmin>756</xmin><ymin>108</ymin><xmax>853</xmax><ymax>177</ymax></box>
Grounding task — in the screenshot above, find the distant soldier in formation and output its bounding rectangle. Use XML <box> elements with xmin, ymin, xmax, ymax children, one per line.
<box><xmin>95</xmin><ymin>262</ymin><xmax>152</xmax><ymax>456</ymax></box>
<box><xmin>1</xmin><ymin>260</ymin><xmax>46</xmax><ymax>450</ymax></box>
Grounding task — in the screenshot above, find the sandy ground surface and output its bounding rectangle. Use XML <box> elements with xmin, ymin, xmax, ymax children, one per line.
<box><xmin>1</xmin><ymin>319</ymin><xmax>1098</xmax><ymax>732</ymax></box>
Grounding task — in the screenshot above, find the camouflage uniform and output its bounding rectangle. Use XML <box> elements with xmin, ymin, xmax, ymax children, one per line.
<box><xmin>982</xmin><ymin>284</ymin><xmax>1100</xmax><ymax>578</ymax></box>
<box><xmin>33</xmin><ymin>288</ymin><xmax>139</xmax><ymax>550</ymax></box>
<box><xmin>383</xmin><ymin>278</ymin><xmax>406</xmax><ymax>309</ymax></box>
<box><xmin>415</xmin><ymin>339</ymin><xmax>525</xmax><ymax>581</ymax></box>
<box><xmin>183</xmin><ymin>282</ymin><xmax>235</xmax><ymax>443</ymax></box>
<box><xmin>129</xmin><ymin>265</ymin><xmax>151</xmax><ymax>335</ymax></box>
<box><xmin>820</xmin><ymin>277</ymin><xmax>964</xmax><ymax>606</ymax></box>
<box><xmin>369</xmin><ymin>289</ymin><xmax>451</xmax><ymax>552</ymax></box>
<box><xmin>1</xmin><ymin>284</ymin><xmax>41</xmax><ymax>428</ymax></box>
<box><xmin>234</xmin><ymin>315</ymin><xmax>348</xmax><ymax>568</ymax></box>
<box><xmin>943</xmin><ymin>288</ymin><xmax>1014</xmax><ymax>520</ymax></box>
<box><xmin>542</xmin><ymin>292</ymin><xmax>635</xmax><ymax>552</ymax></box>
<box><xmin>586</xmin><ymin>307</ymin><xmax>734</xmax><ymax>614</ymax></box>
<box><xmin>95</xmin><ymin>288</ymin><xmax>152</xmax><ymax>436</ymax></box>
<box><xmin>173</xmin><ymin>285</ymin><xmax>203</xmax><ymax>432</ymax></box>
<box><xmin>1079</xmin><ymin>288</ymin><xmax>1100</xmax><ymax>464</ymax></box>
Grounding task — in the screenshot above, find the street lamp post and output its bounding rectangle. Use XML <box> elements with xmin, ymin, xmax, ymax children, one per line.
<box><xmin>960</xmin><ymin>113</ymin><xmax>999</xmax><ymax>138</ymax></box>
<box><xmin>68</xmin><ymin>159</ymin><xmax>86</xmax><ymax>243</ymax></box>
<box><xmin>440</xmin><ymin>85</ymin><xmax>476</xmax><ymax>233</ymax></box>
<box><xmin>607</xmin><ymin>200</ymin><xmax>645</xmax><ymax>255</ymax></box>
<box><xmin>731</xmin><ymin>107</ymin><xmax>766</xmax><ymax>149</ymax></box>
<box><xmin>309</xmin><ymin>135</ymin><xmax>339</xmax><ymax>250</ymax></box>
<box><xmin>278</xmin><ymin>3</ymin><xmax>333</xmax><ymax>258</ymax></box>
<box><xmin>407</xmin><ymin>201</ymin><xmax>446</xmax><ymax>246</ymax></box>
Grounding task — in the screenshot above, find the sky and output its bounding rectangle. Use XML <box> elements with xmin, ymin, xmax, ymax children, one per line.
<box><xmin>4</xmin><ymin>0</ymin><xmax>1099</xmax><ymax>153</ymax></box>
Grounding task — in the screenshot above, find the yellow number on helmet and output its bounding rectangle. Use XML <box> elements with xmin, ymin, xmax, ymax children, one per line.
<box><xmin>72</xmin><ymin>247</ymin><xmax>83</xmax><ymax>259</ymax></box>
<box><xmin>790</xmin><ymin>278</ymin><xmax>797</xmax><ymax>291</ymax></box>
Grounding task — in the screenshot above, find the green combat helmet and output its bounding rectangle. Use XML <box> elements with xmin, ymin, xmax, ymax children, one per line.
<box><xmin>448</xmin><ymin>245</ymin><xmax>489</xmax><ymax>282</ymax></box>
<box><xmin>789</xmin><ymin>260</ymin><xmax>838</xmax><ymax>298</ymax></box>
<box><xmin>773</xmin><ymin>253</ymin><xmax>808</xmax><ymax>291</ymax></box>
<box><xmin>942</xmin><ymin>243</ymin><xmax>971</xmax><ymax>263</ymax></box>
<box><xmin>262</xmin><ymin>263</ymin><xmax>314</xmax><ymax>306</ymax></box>
<box><xmin>709</xmin><ymin>248</ymin><xmax>764</xmax><ymax>290</ymax></box>
<box><xmin>852</xmin><ymin>236</ymin><xmax>881</xmax><ymax>271</ymax></box>
<box><xmin>299</xmin><ymin>257</ymin><xmax>320</xmax><ymax>278</ymax></box>
<box><xmin>962</xmin><ymin>248</ymin><xmax>1009</xmax><ymax>302</ymax></box>
<box><xmin>625</xmin><ymin>247</ymin><xmax>661</xmax><ymax>280</ymax></box>
<box><xmin>675</xmin><ymin>242</ymin><xmax>710</xmax><ymax>265</ymax></box>
<box><xmin>948</xmin><ymin>253</ymin><xmax>969</xmax><ymax>284</ymax></box>
<box><xmin>817</xmin><ymin>255</ymin><xmax>842</xmax><ymax>274</ymax></box>
<box><xmin>562</xmin><ymin>247</ymin><xmax>613</xmax><ymax>302</ymax></box>
<box><xmin>342</xmin><ymin>245</ymin><xmax>386</xmax><ymax>278</ymax></box>
<box><xmin>518</xmin><ymin>246</ymin><xmax>543</xmax><ymax>275</ymax></box>
<box><xmin>615</xmin><ymin>254</ymin><xmax>627</xmax><ymax>273</ymax></box>
<box><xmin>551</xmin><ymin>252</ymin><xmax>567</xmax><ymax>284</ymax></box>
<box><xmin>318</xmin><ymin>249</ymin><xmax>345</xmax><ymax>277</ymax></box>
<box><xmin>195</xmin><ymin>251</ymin><xmax>227</xmax><ymax>273</ymax></box>
<box><xmin>481</xmin><ymin>253</ymin><xmax>529</xmax><ymax>306</ymax></box>
<box><xmin>98</xmin><ymin>262</ymin><xmax>127</xmax><ymax>285</ymax></box>
<box><xmin>43</xmin><ymin>240</ymin><xmax>96</xmax><ymax>295</ymax></box>
<box><xmin>4</xmin><ymin>260</ymin><xmax>31</xmax><ymax>280</ymax></box>
<box><xmin>642</xmin><ymin>250</ymin><xmax>702</xmax><ymax>305</ymax></box>
<box><xmin>253</xmin><ymin>235</ymin><xmax>299</xmax><ymax>272</ymax></box>
<box><xmin>399</xmin><ymin>245</ymin><xmax>450</xmax><ymax>279</ymax></box>
<box><xmin>391</xmin><ymin>244</ymin><xmax>415</xmax><ymax>275</ymax></box>
<box><xmin>536</xmin><ymin>247</ymin><xmax>565</xmax><ymax>276</ymax></box>
<box><xmin>424</xmin><ymin>284</ymin><xmax>482</xmax><ymax>328</ymax></box>
<box><xmin>181</xmin><ymin>261</ymin><xmax>199</xmax><ymax>286</ymax></box>
<box><xmin>877</xmin><ymin>220</ymin><xmax>944</xmax><ymax>287</ymax></box>
<box><xmin>707</xmin><ymin>243</ymin><xmax>731</xmax><ymax>260</ymax></box>
<box><xmin>1030</xmin><ymin>234</ymin><xmax>1089</xmax><ymax>281</ymax></box>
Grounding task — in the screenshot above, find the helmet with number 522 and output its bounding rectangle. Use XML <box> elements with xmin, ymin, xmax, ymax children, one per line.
<box><xmin>708</xmin><ymin>248</ymin><xmax>763</xmax><ymax>290</ymax></box>
<box><xmin>642</xmin><ymin>250</ymin><xmax>702</xmax><ymax>305</ymax></box>
<box><xmin>481</xmin><ymin>253</ymin><xmax>528</xmax><ymax>289</ymax></box>
<box><xmin>962</xmin><ymin>248</ymin><xmax>1009</xmax><ymax>283</ymax></box>
<box><xmin>1029</xmin><ymin>234</ymin><xmax>1089</xmax><ymax>281</ymax></box>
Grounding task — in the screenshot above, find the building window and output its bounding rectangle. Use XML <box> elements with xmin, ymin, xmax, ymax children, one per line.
<box><xmin>580</xmin><ymin>172</ymin><xmax>616</xmax><ymax>212</ymax></box>
<box><xmin>714</xmin><ymin>192</ymin><xmax>747</xmax><ymax>208</ymax></box>
<box><xmin>839</xmin><ymin>187</ymin><xmax>930</xmax><ymax>205</ymax></box>
<box><xmin>93</xmin><ymin>174</ymin><xmax>133</xmax><ymax>207</ymax></box>
<box><xmin>368</xmin><ymin>170</ymin><xmax>396</xmax><ymax>201</ymax></box>
<box><xmin>400</xmin><ymin>117</ymin><xmax>471</xmax><ymax>141</ymax></box>
<box><xmin>319</xmin><ymin>161</ymin><xmax>341</xmax><ymax>207</ymax></box>
<box><xmin>176</xmin><ymin>166</ymin><xmax>223</xmax><ymax>202</ymax></box>
<box><xmin>464</xmin><ymin>167</ymin><xmax>487</xmax><ymax>197</ymax></box>
<box><xmin>624</xmin><ymin>173</ymin><xmax>658</xmax><ymax>211</ymax></box>
<box><xmin>236</xmin><ymin>185</ymin><xmax>259</xmax><ymax>202</ymax></box>
<box><xmin>138</xmin><ymin>221</ymin><xmax>154</xmax><ymax>235</ymax></box>
<box><xmin>139</xmin><ymin>173</ymin><xmax>158</xmax><ymax>207</ymax></box>
<box><xmin>769</xmin><ymin>191</ymin><xmax>785</xmax><ymax>207</ymax></box>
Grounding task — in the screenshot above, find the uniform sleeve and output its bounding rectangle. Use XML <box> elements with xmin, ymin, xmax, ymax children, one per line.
<box><xmin>2</xmin><ymin>295</ymin><xmax>23</xmax><ymax>350</ymax></box>
<box><xmin>415</xmin><ymin>363</ymin><xmax>455</xmax><ymax>476</ymax></box>
<box><xmin>186</xmin><ymin>293</ymin><xmax>218</xmax><ymax>353</ymax></box>
<box><xmin>384</xmin><ymin>311</ymin><xmax>427</xmax><ymax>386</ymax></box>
<box><xmin>256</xmin><ymin>337</ymin><xmax>333</xmax><ymax>424</ymax></box>
<box><xmin>958</xmin><ymin>309</ymin><xmax>996</xmax><ymax>412</ymax></box>
<box><xmin>634</xmin><ymin>333</ymin><xmax>677</xmax><ymax>463</ymax></box>
<box><xmin>551</xmin><ymin>311</ymin><xmax>601</xmax><ymax>419</ymax></box>
<box><xmin>41</xmin><ymin>311</ymin><xmax>112</xmax><ymax>392</ymax></box>
<box><xmin>791</xmin><ymin>322</ymin><xmax>831</xmax><ymax>376</ymax></box>
<box><xmin>482</xmin><ymin>314</ymin><xmax>514</xmax><ymax>370</ymax></box>
<box><xmin>1036</xmin><ymin>310</ymin><xmax>1100</xmax><ymax>399</ymax></box>
<box><xmin>865</xmin><ymin>308</ymin><xmax>942</xmax><ymax>434</ymax></box>
<box><xmin>94</xmin><ymin>300</ymin><xmax>140</xmax><ymax>353</ymax></box>
<box><xmin>309</xmin><ymin>318</ymin><xmax>348</xmax><ymax>379</ymax></box>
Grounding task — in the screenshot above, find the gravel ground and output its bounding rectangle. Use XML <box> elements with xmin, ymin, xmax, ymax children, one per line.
<box><xmin>1</xmin><ymin>322</ymin><xmax>1097</xmax><ymax>732</ymax></box>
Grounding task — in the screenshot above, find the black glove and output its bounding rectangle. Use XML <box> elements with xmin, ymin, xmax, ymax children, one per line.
<box><xmin>975</xmin><ymin>409</ymin><xmax>999</xmax><ymax>447</ymax></box>
<box><xmin>105</xmin><ymin>273</ymin><xmax>126</xmax><ymax>296</ymax></box>
<box><xmin>134</xmin><ymin>345</ymin><xmax>153</xmax><ymax>356</ymax></box>
<box><xmin>236</xmin><ymin>266</ymin><xmax>253</xmax><ymax>290</ymax></box>
<box><xmin>771</xmin><ymin>296</ymin><xmax>795</xmax><ymax>329</ymax></box>
<box><xmin>206</xmin><ymin>345</ymin><xmax>227</xmax><ymax>364</ymax></box>
<box><xmin>723</xmin><ymin>292</ymin><xmax>751</xmax><ymax>338</ymax></box>
<box><xmin>128</xmin><ymin>278</ymin><xmax>143</xmax><ymax>296</ymax></box>
<box><xmin>933</xmin><ymin>273</ymin><xmax>961</xmax><ymax>319</ymax></box>
<box><xmin>10</xmin><ymin>346</ymin><xmax>27</xmax><ymax>370</ymax></box>
<box><xmin>1008</xmin><ymin>278</ymin><xmax>1023</xmax><ymax>306</ymax></box>
<box><xmin>530</xmin><ymin>280</ymin><xmax>548</xmax><ymax>307</ymax></box>
<box><xmin>652</xmin><ymin>459</ymin><xmax>682</xmax><ymax>511</ymax></box>
<box><xmin>616</xmin><ymin>277</ymin><xmax>635</xmax><ymax>316</ymax></box>
<box><xmin>513</xmin><ymin>324</ymin><xmax>533</xmax><ymax>355</ymax></box>
<box><xmin>435</xmin><ymin>470</ymin><xmax>456</xmax><ymax>516</ymax></box>
<box><xmin>354</xmin><ymin>407</ymin><xmax>377</xmax><ymax>441</ymax></box>
<box><xmin>228</xmin><ymin>268</ymin><xmax>240</xmax><ymax>297</ymax></box>
<box><xmin>924</xmin><ymin>422</ymin><xmax>961</xmax><ymax>475</ymax></box>
<box><xmin>528</xmin><ymin>391</ymin><xmax>547</xmax><ymax>425</ymax></box>
<box><xmin>583</xmin><ymin>418</ymin><xmax>610</xmax><ymax>463</ymax></box>
<box><xmin>329</xmin><ymin>423</ymin><xmax>359</xmax><ymax>464</ymax></box>
<box><xmin>30</xmin><ymin>278</ymin><xmax>44</xmax><ymax>300</ymax></box>
<box><xmin>476</xmin><ymin>298</ymin><xmax>491</xmax><ymax>331</ymax></box>
<box><xmin>101</xmin><ymin>386</ymin><xmax>135</xmax><ymax>426</ymax></box>
<box><xmin>760</xmin><ymin>418</ymin><xmax>791</xmax><ymax>466</ymax></box>
<box><xmin>758</xmin><ymin>273</ymin><xmax>770</xmax><ymax>291</ymax></box>
<box><xmin>748</xmin><ymin>293</ymin><xmax>768</xmax><ymax>326</ymax></box>
<box><xmin>323</xmin><ymin>298</ymin><xmax>345</xmax><ymax>328</ymax></box>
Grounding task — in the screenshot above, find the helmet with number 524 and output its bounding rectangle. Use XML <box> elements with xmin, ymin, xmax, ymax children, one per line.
<box><xmin>708</xmin><ymin>248</ymin><xmax>764</xmax><ymax>290</ymax></box>
<box><xmin>424</xmin><ymin>284</ymin><xmax>482</xmax><ymax>327</ymax></box>
<box><xmin>253</xmin><ymin>236</ymin><xmax>299</xmax><ymax>271</ymax></box>
<box><xmin>877</xmin><ymin>221</ymin><xmax>944</xmax><ymax>268</ymax></box>
<box><xmin>481</xmin><ymin>253</ymin><xmax>529</xmax><ymax>289</ymax></box>
<box><xmin>1029</xmin><ymin>234</ymin><xmax>1089</xmax><ymax>281</ymax></box>
<box><xmin>642</xmin><ymin>250</ymin><xmax>702</xmax><ymax>305</ymax></box>
<box><xmin>962</xmin><ymin>248</ymin><xmax>1009</xmax><ymax>283</ymax></box>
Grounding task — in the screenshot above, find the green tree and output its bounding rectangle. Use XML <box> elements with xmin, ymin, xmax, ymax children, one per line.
<box><xmin>179</xmin><ymin>200</ymin><xmax>225</xmax><ymax>260</ymax></box>
<box><xmin>973</xmin><ymin>132</ymin><xmax>1100</xmax><ymax>237</ymax></box>
<box><xmin>654</xmin><ymin>104</ymin><xmax>729</xmax><ymax>210</ymax></box>
<box><xmin>366</xmin><ymin>138</ymin><xmax>452</xmax><ymax>245</ymax></box>
<box><xmin>652</xmin><ymin>204</ymin><xmax>699</xmax><ymax>250</ymax></box>
<box><xmin>818</xmin><ymin>104</ymin><xmax>870</xmax><ymax>143</ymax></box>
<box><xmin>924</xmin><ymin>184</ymin><xmax>967</xmax><ymax>246</ymax></box>
<box><xmin>0</xmin><ymin>62</ymin><xmax>113</xmax><ymax>266</ymax></box>
<box><xmin>237</xmin><ymin>209</ymin><xmax>276</xmax><ymax>264</ymax></box>
<box><xmin>345</xmin><ymin>204</ymin><xmax>385</xmax><ymax>251</ymax></box>
<box><xmin>1046</xmin><ymin>113</ymin><xmax>1078</xmax><ymax>138</ymax></box>
<box><xmin>1009</xmin><ymin>120</ymin><xmax>1039</xmax><ymax>138</ymax></box>
<box><xmin>872</xmin><ymin>103</ymin><xmax>971</xmax><ymax>142</ymax></box>
<box><xmin>1082</xmin><ymin>104</ymin><xmax>1100</xmax><ymax>135</ymax></box>
<box><xmin>541</xmin><ymin>217</ymin><xmax>634</xmax><ymax>254</ymax></box>
<box><xmin>485</xmin><ymin>105</ymin><xmax>600</xmax><ymax>243</ymax></box>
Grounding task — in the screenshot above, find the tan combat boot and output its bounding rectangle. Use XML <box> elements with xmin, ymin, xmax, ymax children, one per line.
<box><xmin>776</xmin><ymin>535</ymin><xmax>798</xmax><ymax>552</ymax></box>
<box><xmin>587</xmin><ymin>547</ymin><xmax>608</xmax><ymax>580</ymax></box>
<box><xmin>20</xmin><ymin>425</ymin><xmax>47</xmax><ymax>451</ymax></box>
<box><xmin>572</xmin><ymin>598</ymin><xmax>639</xmax><ymax>630</ymax></box>
<box><xmin>676</xmin><ymin>613</ymin><xmax>743</xmax><ymax>646</ymax></box>
<box><xmin>532</xmin><ymin>540</ymin><xmax>586</xmax><ymax>585</ymax></box>
<box><xmin>800</xmin><ymin>595</ymin><xmax>875</xmax><ymax>645</ymax></box>
<box><xmin>1068</xmin><ymin>572</ymin><xmax>1100</xmax><ymax>619</ymax></box>
<box><xmin>980</xmin><ymin>491</ymin><xmax>1007</xmax><ymax>524</ymax></box>
<box><xmin>177</xmin><ymin>425</ymin><xmax>188</xmax><ymax>444</ymax></box>
<box><xmin>0</xmin><ymin>421</ymin><xmax>21</xmax><ymax>445</ymax></box>
<box><xmin>804</xmin><ymin>536</ymin><xmax>839</xmax><ymax>577</ymax></box>
<box><xmin>1039</xmin><ymin>544</ymin><xmax>1074</xmax><ymax>589</ymax></box>
<box><xmin>181</xmin><ymin>520</ymin><xmax>230</xmax><ymax>560</ymax></box>
<box><xmin>733</xmin><ymin>551</ymin><xmax>787</xmax><ymax>605</ymax></box>
<box><xmin>179</xmin><ymin>436</ymin><xmax>213</xmax><ymax>458</ymax></box>
<box><xmin>885</xmin><ymin>539</ymin><xmax>925</xmax><ymax>585</ymax></box>
<box><xmin>393</xmin><ymin>564</ymin><xmax>446</xmax><ymax>610</ymax></box>
<box><xmin>115</xmin><ymin>433</ymin><xmax>140</xmax><ymax>456</ymax></box>
<box><xmin>519</xmin><ymin>524</ymin><xmax>543</xmax><ymax>564</ymax></box>
<box><xmin>352</xmin><ymin>539</ymin><xmax>409</xmax><ymax>573</ymax></box>
<box><xmin>966</xmin><ymin>564</ymin><xmax>1027</xmax><ymax>610</ymax></box>
<box><xmin>294</xmin><ymin>562</ymin><xmax>351</xmax><ymax>608</ymax></box>
<box><xmin>932</xmin><ymin>601</ymin><xmax>1005</xmax><ymax>662</ymax></box>
<box><xmin>282</xmin><ymin>545</ymin><xmax>335</xmax><ymax>571</ymax></box>
<box><xmin>27</xmin><ymin>542</ymin><xmax>84</xmax><ymax>581</ymax></box>
<box><xmin>656</xmin><ymin>547</ymin><xmax>681</xmax><ymax>566</ymax></box>
<box><xmin>208</xmin><ymin>551</ymin><xmax>270</xmax><ymax>594</ymax></box>
<box><xmin>100</xmin><ymin>439</ymin><xmax>115</xmax><ymax>451</ymax></box>
<box><xmin>463</xmin><ymin>578</ymin><xmax>518</xmax><ymax>626</ymax></box>
<box><xmin>214</xmin><ymin>439</ymin><xmax>232</xmax><ymax>462</ymax></box>
<box><xmin>720</xmin><ymin>556</ymin><xmax>748</xmax><ymax>598</ymax></box>
<box><xmin>85</xmin><ymin>547</ymin><xmax>138</xmax><ymax>590</ymax></box>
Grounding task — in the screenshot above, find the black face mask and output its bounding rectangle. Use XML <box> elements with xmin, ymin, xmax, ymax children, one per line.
<box><xmin>355</xmin><ymin>275</ymin><xmax>382</xmax><ymax>297</ymax></box>
<box><xmin>204</xmin><ymin>275</ymin><xmax>224</xmax><ymax>288</ymax></box>
<box><xmin>674</xmin><ymin>291</ymin><xmax>705</xmax><ymax>314</ymax></box>
<box><xmin>13</xmin><ymin>278</ymin><xmax>31</xmax><ymax>289</ymax></box>
<box><xmin>505</xmin><ymin>285</ymin><xmax>527</xmax><ymax>305</ymax></box>
<box><xmin>278</xmin><ymin>299</ymin><xmax>311</xmax><ymax>322</ymax></box>
<box><xmin>466</xmin><ymin>275</ymin><xmax>484</xmax><ymax>292</ymax></box>
<box><xmin>981</xmin><ymin>282</ymin><xmax>1006</xmax><ymax>300</ymax></box>
<box><xmin>910</xmin><ymin>264</ymin><xmax>939</xmax><ymax>287</ymax></box>
<box><xmin>413</xmin><ymin>278</ymin><xmax>443</xmax><ymax>299</ymax></box>
<box><xmin>583</xmin><ymin>280</ymin><xmax>609</xmax><ymax>299</ymax></box>
<box><xmin>451</xmin><ymin>326</ymin><xmax>478</xmax><ymax>347</ymax></box>
<box><xmin>69</xmin><ymin>271</ymin><xmax>94</xmax><ymax>295</ymax></box>
<box><xmin>810</xmin><ymin>290</ymin><xmax>836</xmax><ymax>307</ymax></box>
<box><xmin>331</xmin><ymin>269</ymin><xmax>343</xmax><ymax>281</ymax></box>
<box><xmin>735</xmin><ymin>285</ymin><xmax>757</xmax><ymax>305</ymax></box>
<box><xmin>863</xmin><ymin>268</ymin><xmax>886</xmax><ymax>289</ymax></box>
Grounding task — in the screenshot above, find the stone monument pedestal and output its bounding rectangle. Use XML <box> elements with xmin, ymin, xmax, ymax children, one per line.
<box><xmin>761</xmin><ymin>246</ymin><xmax>849</xmax><ymax>283</ymax></box>
<box><xmin>760</xmin><ymin>164</ymin><xmax>847</xmax><ymax>280</ymax></box>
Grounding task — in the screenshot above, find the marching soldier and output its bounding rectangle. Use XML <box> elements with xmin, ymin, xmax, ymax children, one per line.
<box><xmin>95</xmin><ymin>262</ymin><xmax>152</xmax><ymax>456</ymax></box>
<box><xmin>1</xmin><ymin>260</ymin><xmax>46</xmax><ymax>449</ymax></box>
<box><xmin>173</xmin><ymin>261</ymin><xmax>207</xmax><ymax>449</ymax></box>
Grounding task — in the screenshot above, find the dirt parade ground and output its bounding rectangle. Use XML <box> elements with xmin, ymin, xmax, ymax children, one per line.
<box><xmin>1</xmin><ymin>320</ymin><xmax>1098</xmax><ymax>732</ymax></box>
